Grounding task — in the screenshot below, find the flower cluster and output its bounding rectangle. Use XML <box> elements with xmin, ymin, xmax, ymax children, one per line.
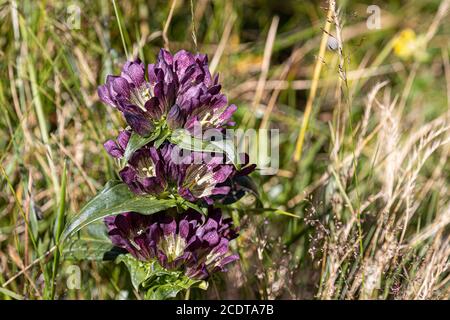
<box><xmin>98</xmin><ymin>49</ymin><xmax>236</xmax><ymax>137</ymax></box>
<box><xmin>98</xmin><ymin>49</ymin><xmax>253</xmax><ymax>283</ymax></box>
<box><xmin>106</xmin><ymin>139</ymin><xmax>234</xmax><ymax>204</ymax></box>
<box><xmin>105</xmin><ymin>208</ymin><xmax>238</xmax><ymax>280</ymax></box>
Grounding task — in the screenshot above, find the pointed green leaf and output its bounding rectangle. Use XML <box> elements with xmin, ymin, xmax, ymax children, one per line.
<box><xmin>117</xmin><ymin>254</ymin><xmax>156</xmax><ymax>290</ymax></box>
<box><xmin>117</xmin><ymin>254</ymin><xmax>207</xmax><ymax>299</ymax></box>
<box><xmin>63</xmin><ymin>236</ymin><xmax>117</xmax><ymax>261</ymax></box>
<box><xmin>169</xmin><ymin>129</ymin><xmax>239</xmax><ymax>167</ymax></box>
<box><xmin>124</xmin><ymin>130</ymin><xmax>159</xmax><ymax>161</ymax></box>
<box><xmin>0</xmin><ymin>287</ymin><xmax>24</xmax><ymax>300</ymax></box>
<box><xmin>145</xmin><ymin>277</ymin><xmax>206</xmax><ymax>300</ymax></box>
<box><xmin>61</xmin><ymin>181</ymin><xmax>177</xmax><ymax>242</ymax></box>
<box><xmin>154</xmin><ymin>129</ymin><xmax>171</xmax><ymax>149</ymax></box>
<box><xmin>177</xmin><ymin>197</ymin><xmax>205</xmax><ymax>215</ymax></box>
<box><xmin>63</xmin><ymin>222</ymin><xmax>121</xmax><ymax>261</ymax></box>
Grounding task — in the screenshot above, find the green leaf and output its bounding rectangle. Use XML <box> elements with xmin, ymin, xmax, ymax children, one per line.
<box><xmin>117</xmin><ymin>254</ymin><xmax>208</xmax><ymax>300</ymax></box>
<box><xmin>0</xmin><ymin>287</ymin><xmax>24</xmax><ymax>300</ymax></box>
<box><xmin>124</xmin><ymin>130</ymin><xmax>159</xmax><ymax>161</ymax></box>
<box><xmin>63</xmin><ymin>236</ymin><xmax>117</xmax><ymax>261</ymax></box>
<box><xmin>176</xmin><ymin>196</ymin><xmax>206</xmax><ymax>215</ymax></box>
<box><xmin>53</xmin><ymin>160</ymin><xmax>67</xmax><ymax>244</ymax></box>
<box><xmin>170</xmin><ymin>129</ymin><xmax>207</xmax><ymax>152</ymax></box>
<box><xmin>61</xmin><ymin>181</ymin><xmax>177</xmax><ymax>242</ymax></box>
<box><xmin>50</xmin><ymin>161</ymin><xmax>67</xmax><ymax>299</ymax></box>
<box><xmin>63</xmin><ymin>222</ymin><xmax>121</xmax><ymax>261</ymax></box>
<box><xmin>211</xmin><ymin>139</ymin><xmax>240</xmax><ymax>169</ymax></box>
<box><xmin>29</xmin><ymin>199</ymin><xmax>39</xmax><ymax>240</ymax></box>
<box><xmin>145</xmin><ymin>277</ymin><xmax>206</xmax><ymax>300</ymax></box>
<box><xmin>169</xmin><ymin>129</ymin><xmax>239</xmax><ymax>167</ymax></box>
<box><xmin>153</xmin><ymin>129</ymin><xmax>171</xmax><ymax>149</ymax></box>
<box><xmin>117</xmin><ymin>254</ymin><xmax>155</xmax><ymax>290</ymax></box>
<box><xmin>85</xmin><ymin>220</ymin><xmax>111</xmax><ymax>241</ymax></box>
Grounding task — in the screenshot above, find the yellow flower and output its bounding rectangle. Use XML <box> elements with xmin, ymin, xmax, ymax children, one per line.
<box><xmin>393</xmin><ymin>29</ymin><xmax>416</xmax><ymax>59</ymax></box>
<box><xmin>393</xmin><ymin>29</ymin><xmax>428</xmax><ymax>61</ymax></box>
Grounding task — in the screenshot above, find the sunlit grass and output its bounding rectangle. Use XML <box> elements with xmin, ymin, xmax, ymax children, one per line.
<box><xmin>0</xmin><ymin>0</ymin><xmax>449</xmax><ymax>300</ymax></box>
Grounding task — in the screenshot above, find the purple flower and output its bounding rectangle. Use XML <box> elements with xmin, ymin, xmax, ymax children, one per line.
<box><xmin>104</xmin><ymin>129</ymin><xmax>132</xmax><ymax>159</ymax></box>
<box><xmin>119</xmin><ymin>143</ymin><xmax>233</xmax><ymax>205</ymax></box>
<box><xmin>214</xmin><ymin>153</ymin><xmax>257</xmax><ymax>204</ymax></box>
<box><xmin>105</xmin><ymin>208</ymin><xmax>239</xmax><ymax>280</ymax></box>
<box><xmin>98</xmin><ymin>50</ymin><xmax>236</xmax><ymax>137</ymax></box>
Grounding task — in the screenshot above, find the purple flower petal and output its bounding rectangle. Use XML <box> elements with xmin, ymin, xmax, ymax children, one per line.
<box><xmin>121</xmin><ymin>60</ymin><xmax>145</xmax><ymax>87</ymax></box>
<box><xmin>160</xmin><ymin>215</ymin><xmax>176</xmax><ymax>236</ymax></box>
<box><xmin>219</xmin><ymin>104</ymin><xmax>237</xmax><ymax>122</ymax></box>
<box><xmin>202</xmin><ymin>230</ymin><xmax>220</xmax><ymax>246</ymax></box>
<box><xmin>211</xmin><ymin>186</ymin><xmax>231</xmax><ymax>195</ymax></box>
<box><xmin>167</xmin><ymin>104</ymin><xmax>184</xmax><ymax>129</ymax></box>
<box><xmin>144</xmin><ymin>97</ymin><xmax>163</xmax><ymax>119</ymax></box>
<box><xmin>159</xmin><ymin>48</ymin><xmax>174</xmax><ymax>65</ymax></box>
<box><xmin>213</xmin><ymin>165</ymin><xmax>233</xmax><ymax>183</ymax></box>
<box><xmin>104</xmin><ymin>140</ymin><xmax>123</xmax><ymax>158</ymax></box>
<box><xmin>147</xmin><ymin>64</ymin><xmax>157</xmax><ymax>85</ymax></box>
<box><xmin>111</xmin><ymin>77</ymin><xmax>131</xmax><ymax>98</ymax></box>
<box><xmin>105</xmin><ymin>209</ymin><xmax>238</xmax><ymax>279</ymax></box>
<box><xmin>215</xmin><ymin>254</ymin><xmax>239</xmax><ymax>271</ymax></box>
<box><xmin>124</xmin><ymin>111</ymin><xmax>153</xmax><ymax>137</ymax></box>
<box><xmin>117</xmin><ymin>130</ymin><xmax>131</xmax><ymax>150</ymax></box>
<box><xmin>97</xmin><ymin>84</ymin><xmax>115</xmax><ymax>107</ymax></box>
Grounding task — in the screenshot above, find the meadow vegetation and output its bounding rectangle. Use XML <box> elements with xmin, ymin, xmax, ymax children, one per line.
<box><xmin>0</xmin><ymin>0</ymin><xmax>449</xmax><ymax>299</ymax></box>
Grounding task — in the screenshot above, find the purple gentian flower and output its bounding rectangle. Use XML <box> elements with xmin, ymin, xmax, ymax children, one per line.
<box><xmin>104</xmin><ymin>129</ymin><xmax>132</xmax><ymax>158</ymax></box>
<box><xmin>105</xmin><ymin>208</ymin><xmax>239</xmax><ymax>280</ymax></box>
<box><xmin>98</xmin><ymin>49</ymin><xmax>236</xmax><ymax>137</ymax></box>
<box><xmin>118</xmin><ymin>143</ymin><xmax>233</xmax><ymax>205</ymax></box>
